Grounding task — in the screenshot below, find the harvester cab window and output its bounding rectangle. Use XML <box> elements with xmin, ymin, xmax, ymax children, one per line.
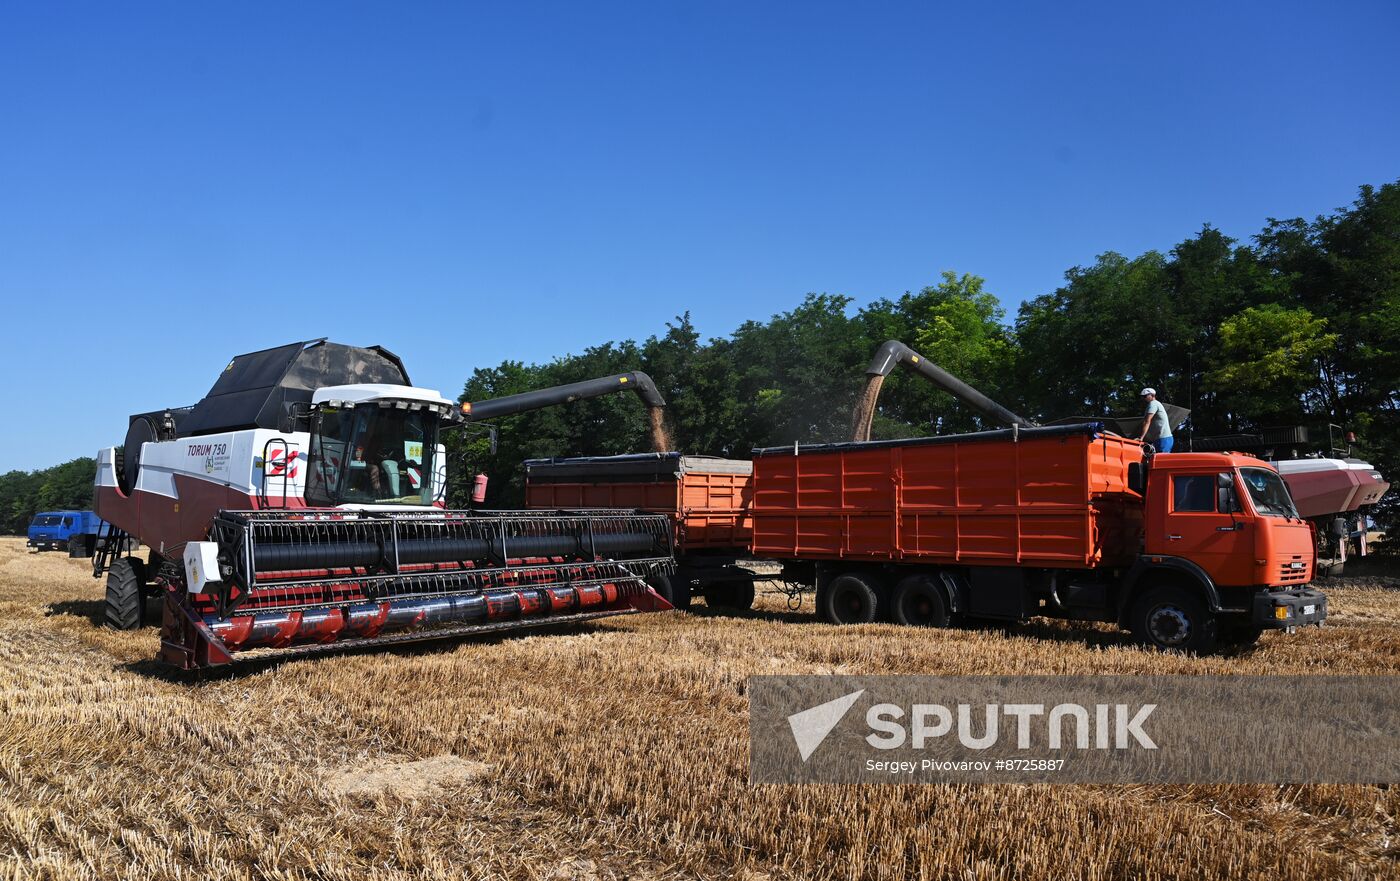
<box><xmin>306</xmin><ymin>403</ymin><xmax>438</xmax><ymax>507</ymax></box>
<box><xmin>1239</xmin><ymin>467</ymin><xmax>1299</xmax><ymax>519</ymax></box>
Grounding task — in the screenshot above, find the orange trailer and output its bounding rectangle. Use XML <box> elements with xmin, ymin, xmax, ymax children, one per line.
<box><xmin>525</xmin><ymin>454</ymin><xmax>757</xmax><ymax>609</ymax></box>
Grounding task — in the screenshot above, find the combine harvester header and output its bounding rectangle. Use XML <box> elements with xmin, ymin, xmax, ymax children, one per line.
<box><xmin>93</xmin><ymin>339</ymin><xmax>676</xmax><ymax>669</ymax></box>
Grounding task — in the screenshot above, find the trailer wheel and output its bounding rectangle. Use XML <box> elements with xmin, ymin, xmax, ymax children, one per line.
<box><xmin>891</xmin><ymin>575</ymin><xmax>950</xmax><ymax>627</ymax></box>
<box><xmin>705</xmin><ymin>582</ymin><xmax>756</xmax><ymax>610</ymax></box>
<box><xmin>648</xmin><ymin>573</ymin><xmax>690</xmax><ymax>612</ymax></box>
<box><xmin>1130</xmin><ymin>586</ymin><xmax>1217</xmax><ymax>654</ymax></box>
<box><xmin>819</xmin><ymin>573</ymin><xmax>880</xmax><ymax>625</ymax></box>
<box><xmin>105</xmin><ymin>558</ymin><xmax>148</xmax><ymax>630</ymax></box>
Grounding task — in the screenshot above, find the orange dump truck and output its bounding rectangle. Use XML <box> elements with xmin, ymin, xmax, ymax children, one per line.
<box><xmin>524</xmin><ymin>453</ymin><xmax>757</xmax><ymax>610</ymax></box>
<box><xmin>751</xmin><ymin>424</ymin><xmax>1323</xmax><ymax>652</ymax></box>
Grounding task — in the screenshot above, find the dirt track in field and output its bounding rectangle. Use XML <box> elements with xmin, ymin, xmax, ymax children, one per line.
<box><xmin>1</xmin><ymin>536</ymin><xmax>1398</xmax><ymax>880</ymax></box>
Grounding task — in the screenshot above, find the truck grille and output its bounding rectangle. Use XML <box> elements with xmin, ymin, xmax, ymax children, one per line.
<box><xmin>1279</xmin><ymin>556</ymin><xmax>1310</xmax><ymax>584</ymax></box>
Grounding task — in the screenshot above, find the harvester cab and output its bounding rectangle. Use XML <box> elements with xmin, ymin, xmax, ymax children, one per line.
<box><xmin>93</xmin><ymin>340</ymin><xmax>678</xmax><ymax>670</ymax></box>
<box><xmin>303</xmin><ymin>384</ymin><xmax>454</xmax><ymax>509</ymax></box>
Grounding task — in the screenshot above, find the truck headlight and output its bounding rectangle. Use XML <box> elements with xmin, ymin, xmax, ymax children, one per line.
<box><xmin>1274</xmin><ymin>606</ymin><xmax>1292</xmax><ymax>620</ymax></box>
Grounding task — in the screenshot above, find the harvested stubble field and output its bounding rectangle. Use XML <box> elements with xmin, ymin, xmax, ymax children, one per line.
<box><xmin>1</xmin><ymin>536</ymin><xmax>1398</xmax><ymax>881</ymax></box>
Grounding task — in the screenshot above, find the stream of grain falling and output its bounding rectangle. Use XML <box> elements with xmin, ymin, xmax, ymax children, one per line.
<box><xmin>849</xmin><ymin>373</ymin><xmax>885</xmax><ymax>442</ymax></box>
<box><xmin>648</xmin><ymin>406</ymin><xmax>673</xmax><ymax>452</ymax></box>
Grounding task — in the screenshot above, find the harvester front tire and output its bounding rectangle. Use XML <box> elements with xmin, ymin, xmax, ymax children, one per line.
<box><xmin>891</xmin><ymin>575</ymin><xmax>950</xmax><ymax>627</ymax></box>
<box><xmin>1130</xmin><ymin>585</ymin><xmax>1217</xmax><ymax>655</ymax></box>
<box><xmin>819</xmin><ymin>573</ymin><xmax>880</xmax><ymax>625</ymax></box>
<box><xmin>649</xmin><ymin>573</ymin><xmax>691</xmax><ymax>612</ymax></box>
<box><xmin>105</xmin><ymin>558</ymin><xmax>147</xmax><ymax>630</ymax></box>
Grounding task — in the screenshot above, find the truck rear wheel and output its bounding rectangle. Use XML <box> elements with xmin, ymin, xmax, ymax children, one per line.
<box><xmin>819</xmin><ymin>573</ymin><xmax>880</xmax><ymax>625</ymax></box>
<box><xmin>891</xmin><ymin>575</ymin><xmax>950</xmax><ymax>627</ymax></box>
<box><xmin>105</xmin><ymin>558</ymin><xmax>148</xmax><ymax>630</ymax></box>
<box><xmin>1130</xmin><ymin>586</ymin><xmax>1217</xmax><ymax>654</ymax></box>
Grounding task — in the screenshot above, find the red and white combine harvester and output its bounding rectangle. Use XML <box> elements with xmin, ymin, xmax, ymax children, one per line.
<box><xmin>92</xmin><ymin>339</ymin><xmax>676</xmax><ymax>670</ymax></box>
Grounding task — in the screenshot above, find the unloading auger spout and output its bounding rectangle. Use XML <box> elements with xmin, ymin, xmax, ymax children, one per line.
<box><xmin>851</xmin><ymin>340</ymin><xmax>1037</xmax><ymax>442</ymax></box>
<box><xmin>464</xmin><ymin>372</ymin><xmax>672</xmax><ymax>452</ymax></box>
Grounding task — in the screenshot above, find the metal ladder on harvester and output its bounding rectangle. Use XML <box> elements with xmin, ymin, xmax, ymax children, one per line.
<box><xmin>91</xmin><ymin>522</ymin><xmax>132</xmax><ymax>580</ymax></box>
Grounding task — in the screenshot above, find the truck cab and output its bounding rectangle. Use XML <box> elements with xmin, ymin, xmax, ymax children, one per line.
<box><xmin>1134</xmin><ymin>452</ymin><xmax>1325</xmax><ymax>647</ymax></box>
<box><xmin>27</xmin><ymin>511</ymin><xmax>99</xmax><ymax>552</ymax></box>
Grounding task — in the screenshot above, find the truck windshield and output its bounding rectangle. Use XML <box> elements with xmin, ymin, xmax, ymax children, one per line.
<box><xmin>1239</xmin><ymin>467</ymin><xmax>1298</xmax><ymax>519</ymax></box>
<box><xmin>31</xmin><ymin>515</ymin><xmax>60</xmax><ymax>527</ymax></box>
<box><xmin>306</xmin><ymin>404</ymin><xmax>439</xmax><ymax>507</ymax></box>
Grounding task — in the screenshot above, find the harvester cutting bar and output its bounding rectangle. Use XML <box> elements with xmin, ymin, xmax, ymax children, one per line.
<box><xmin>159</xmin><ymin>509</ymin><xmax>676</xmax><ymax>669</ymax></box>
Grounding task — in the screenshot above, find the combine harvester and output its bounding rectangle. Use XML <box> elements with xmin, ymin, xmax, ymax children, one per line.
<box><xmin>92</xmin><ymin>339</ymin><xmax>676</xmax><ymax>670</ymax></box>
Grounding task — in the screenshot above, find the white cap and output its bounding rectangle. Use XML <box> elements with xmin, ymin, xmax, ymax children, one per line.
<box><xmin>1140</xmin><ymin>387</ymin><xmax>1156</xmax><ymax>396</ymax></box>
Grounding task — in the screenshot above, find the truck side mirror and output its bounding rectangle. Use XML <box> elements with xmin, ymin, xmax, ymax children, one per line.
<box><xmin>1127</xmin><ymin>462</ymin><xmax>1145</xmax><ymax>494</ymax></box>
<box><xmin>1216</xmin><ymin>472</ymin><xmax>1241</xmax><ymax>513</ymax></box>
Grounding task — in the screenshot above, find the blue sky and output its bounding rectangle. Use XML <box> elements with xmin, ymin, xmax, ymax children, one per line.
<box><xmin>2</xmin><ymin>1</ymin><xmax>1397</xmax><ymax>471</ymax></box>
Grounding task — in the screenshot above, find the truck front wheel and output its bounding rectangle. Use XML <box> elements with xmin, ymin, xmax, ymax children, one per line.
<box><xmin>819</xmin><ymin>573</ymin><xmax>880</xmax><ymax>625</ymax></box>
<box><xmin>1130</xmin><ymin>585</ymin><xmax>1217</xmax><ymax>654</ymax></box>
<box><xmin>105</xmin><ymin>558</ymin><xmax>148</xmax><ymax>630</ymax></box>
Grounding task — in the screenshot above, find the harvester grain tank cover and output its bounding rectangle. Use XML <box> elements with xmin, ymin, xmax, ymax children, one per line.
<box><xmin>177</xmin><ymin>340</ymin><xmax>411</xmax><ymax>437</ymax></box>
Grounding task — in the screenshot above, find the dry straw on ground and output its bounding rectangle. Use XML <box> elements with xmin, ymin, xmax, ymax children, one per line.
<box><xmin>0</xmin><ymin>536</ymin><xmax>1397</xmax><ymax>880</ymax></box>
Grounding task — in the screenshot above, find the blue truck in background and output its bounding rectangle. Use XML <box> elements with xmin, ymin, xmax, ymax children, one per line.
<box><xmin>27</xmin><ymin>511</ymin><xmax>117</xmax><ymax>557</ymax></box>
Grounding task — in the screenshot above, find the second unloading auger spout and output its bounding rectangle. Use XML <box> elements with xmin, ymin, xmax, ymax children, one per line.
<box><xmin>851</xmin><ymin>340</ymin><xmax>1037</xmax><ymax>442</ymax></box>
<box><xmin>464</xmin><ymin>372</ymin><xmax>672</xmax><ymax>451</ymax></box>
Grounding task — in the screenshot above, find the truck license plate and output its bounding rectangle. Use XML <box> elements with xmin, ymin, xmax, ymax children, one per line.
<box><xmin>1303</xmin><ymin>604</ymin><xmax>1316</xmax><ymax>615</ymax></box>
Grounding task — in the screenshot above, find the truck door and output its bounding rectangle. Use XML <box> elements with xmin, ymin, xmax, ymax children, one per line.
<box><xmin>1157</xmin><ymin>472</ymin><xmax>1255</xmax><ymax>586</ymax></box>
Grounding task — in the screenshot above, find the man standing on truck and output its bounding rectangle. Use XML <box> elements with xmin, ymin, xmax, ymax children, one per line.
<box><xmin>1137</xmin><ymin>388</ymin><xmax>1174</xmax><ymax>452</ymax></box>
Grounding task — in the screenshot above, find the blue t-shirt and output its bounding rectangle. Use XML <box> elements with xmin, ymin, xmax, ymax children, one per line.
<box><xmin>1144</xmin><ymin>399</ymin><xmax>1171</xmax><ymax>441</ymax></box>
